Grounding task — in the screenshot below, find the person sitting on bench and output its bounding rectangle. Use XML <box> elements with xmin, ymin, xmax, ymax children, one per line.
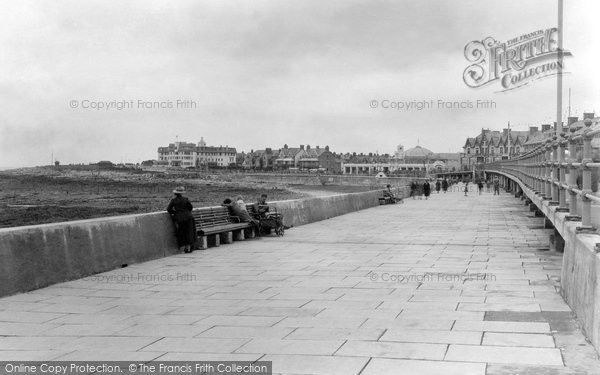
<box><xmin>222</xmin><ymin>195</ymin><xmax>259</xmax><ymax>226</ymax></box>
<box><xmin>383</xmin><ymin>184</ymin><xmax>403</xmax><ymax>203</ymax></box>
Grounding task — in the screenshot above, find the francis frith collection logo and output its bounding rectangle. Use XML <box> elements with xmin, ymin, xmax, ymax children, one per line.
<box><xmin>463</xmin><ymin>27</ymin><xmax>572</xmax><ymax>92</ymax></box>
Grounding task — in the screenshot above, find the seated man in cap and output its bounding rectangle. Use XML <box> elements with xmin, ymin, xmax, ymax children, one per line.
<box><xmin>383</xmin><ymin>184</ymin><xmax>403</xmax><ymax>204</ymax></box>
<box><xmin>254</xmin><ymin>193</ymin><xmax>288</xmax><ymax>235</ymax></box>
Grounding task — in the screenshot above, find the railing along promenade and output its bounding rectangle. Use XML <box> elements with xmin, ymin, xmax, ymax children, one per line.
<box><xmin>484</xmin><ymin>118</ymin><xmax>600</xmax><ymax>353</ymax></box>
<box><xmin>486</xmin><ymin>118</ymin><xmax>600</xmax><ymax>232</ymax></box>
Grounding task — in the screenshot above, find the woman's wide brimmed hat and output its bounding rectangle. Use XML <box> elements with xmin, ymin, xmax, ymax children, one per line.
<box><xmin>173</xmin><ymin>186</ymin><xmax>186</xmax><ymax>194</ymax></box>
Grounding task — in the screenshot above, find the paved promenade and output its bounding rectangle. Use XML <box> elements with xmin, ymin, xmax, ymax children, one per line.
<box><xmin>1</xmin><ymin>188</ymin><xmax>599</xmax><ymax>374</ymax></box>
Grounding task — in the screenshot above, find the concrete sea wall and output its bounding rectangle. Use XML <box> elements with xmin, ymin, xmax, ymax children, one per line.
<box><xmin>0</xmin><ymin>187</ymin><xmax>407</xmax><ymax>297</ymax></box>
<box><xmin>272</xmin><ymin>186</ymin><xmax>408</xmax><ymax>227</ymax></box>
<box><xmin>0</xmin><ymin>213</ymin><xmax>180</xmax><ymax>297</ymax></box>
<box><xmin>217</xmin><ymin>173</ymin><xmax>413</xmax><ymax>188</ymax></box>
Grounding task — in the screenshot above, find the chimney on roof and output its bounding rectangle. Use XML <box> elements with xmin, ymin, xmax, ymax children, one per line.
<box><xmin>529</xmin><ymin>126</ymin><xmax>538</xmax><ymax>134</ymax></box>
<box><xmin>300</xmin><ymin>145</ymin><xmax>304</xmax><ymax>150</ymax></box>
<box><xmin>284</xmin><ymin>144</ymin><xmax>288</xmax><ymax>149</ymax></box>
<box><xmin>316</xmin><ymin>145</ymin><xmax>320</xmax><ymax>150</ymax></box>
<box><xmin>541</xmin><ymin>124</ymin><xmax>551</xmax><ymax>132</ymax></box>
<box><xmin>584</xmin><ymin>112</ymin><xmax>595</xmax><ymax>120</ymax></box>
<box><xmin>568</xmin><ymin>116</ymin><xmax>578</xmax><ymax>125</ymax></box>
<box><xmin>325</xmin><ymin>145</ymin><xmax>329</xmax><ymax>151</ymax></box>
<box><xmin>502</xmin><ymin>128</ymin><xmax>508</xmax><ymax>136</ymax></box>
<box><xmin>306</xmin><ymin>145</ymin><xmax>311</xmax><ymax>150</ymax></box>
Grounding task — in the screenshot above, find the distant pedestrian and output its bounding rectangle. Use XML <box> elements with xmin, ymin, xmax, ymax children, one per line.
<box><xmin>493</xmin><ymin>179</ymin><xmax>500</xmax><ymax>195</ymax></box>
<box><xmin>423</xmin><ymin>181</ymin><xmax>431</xmax><ymax>200</ymax></box>
<box><xmin>435</xmin><ymin>180</ymin><xmax>441</xmax><ymax>194</ymax></box>
<box><xmin>410</xmin><ymin>181</ymin><xmax>417</xmax><ymax>199</ymax></box>
<box><xmin>464</xmin><ymin>182</ymin><xmax>469</xmax><ymax>196</ymax></box>
<box><xmin>477</xmin><ymin>181</ymin><xmax>483</xmax><ymax>195</ymax></box>
<box><xmin>416</xmin><ymin>181</ymin><xmax>424</xmax><ymax>200</ymax></box>
<box><xmin>167</xmin><ymin>186</ymin><xmax>196</xmax><ymax>253</ymax></box>
<box><xmin>486</xmin><ymin>180</ymin><xmax>492</xmax><ymax>193</ymax></box>
<box><xmin>442</xmin><ymin>178</ymin><xmax>448</xmax><ymax>193</ymax></box>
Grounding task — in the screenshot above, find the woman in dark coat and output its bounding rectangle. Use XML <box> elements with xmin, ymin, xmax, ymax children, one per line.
<box><xmin>423</xmin><ymin>181</ymin><xmax>431</xmax><ymax>199</ymax></box>
<box><xmin>167</xmin><ymin>186</ymin><xmax>196</xmax><ymax>253</ymax></box>
<box><xmin>442</xmin><ymin>178</ymin><xmax>449</xmax><ymax>193</ymax></box>
<box><xmin>435</xmin><ymin>180</ymin><xmax>441</xmax><ymax>194</ymax></box>
<box><xmin>410</xmin><ymin>181</ymin><xmax>417</xmax><ymax>199</ymax></box>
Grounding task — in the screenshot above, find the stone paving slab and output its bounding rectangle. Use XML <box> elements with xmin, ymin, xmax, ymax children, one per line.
<box><xmin>261</xmin><ymin>355</ymin><xmax>368</xmax><ymax>375</ymax></box>
<box><xmin>445</xmin><ymin>344</ymin><xmax>563</xmax><ymax>365</ymax></box>
<box><xmin>381</xmin><ymin>329</ymin><xmax>483</xmax><ymax>345</ymax></box>
<box><xmin>482</xmin><ymin>332</ymin><xmax>555</xmax><ymax>347</ymax></box>
<box><xmin>361</xmin><ymin>358</ymin><xmax>486</xmax><ymax>375</ymax></box>
<box><xmin>335</xmin><ymin>340</ymin><xmax>447</xmax><ymax>360</ymax></box>
<box><xmin>1</xmin><ymin>189</ymin><xmax>600</xmax><ymax>374</ymax></box>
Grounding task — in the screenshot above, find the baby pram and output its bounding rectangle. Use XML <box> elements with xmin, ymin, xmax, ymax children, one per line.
<box><xmin>255</xmin><ymin>206</ymin><xmax>285</xmax><ymax>236</ymax></box>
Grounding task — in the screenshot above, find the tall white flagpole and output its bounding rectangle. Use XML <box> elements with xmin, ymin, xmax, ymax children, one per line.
<box><xmin>556</xmin><ymin>0</ymin><xmax>563</xmax><ymax>134</ymax></box>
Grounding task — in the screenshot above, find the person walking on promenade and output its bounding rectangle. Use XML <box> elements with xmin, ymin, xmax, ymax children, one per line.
<box><xmin>442</xmin><ymin>178</ymin><xmax>449</xmax><ymax>193</ymax></box>
<box><xmin>493</xmin><ymin>178</ymin><xmax>500</xmax><ymax>195</ymax></box>
<box><xmin>435</xmin><ymin>180</ymin><xmax>441</xmax><ymax>194</ymax></box>
<box><xmin>416</xmin><ymin>181</ymin><xmax>424</xmax><ymax>200</ymax></box>
<box><xmin>423</xmin><ymin>180</ymin><xmax>431</xmax><ymax>200</ymax></box>
<box><xmin>167</xmin><ymin>186</ymin><xmax>196</xmax><ymax>253</ymax></box>
<box><xmin>410</xmin><ymin>181</ymin><xmax>417</xmax><ymax>199</ymax></box>
<box><xmin>477</xmin><ymin>180</ymin><xmax>484</xmax><ymax>195</ymax></box>
<box><xmin>464</xmin><ymin>181</ymin><xmax>469</xmax><ymax>196</ymax></box>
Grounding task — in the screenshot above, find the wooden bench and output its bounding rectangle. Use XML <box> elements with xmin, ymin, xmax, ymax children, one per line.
<box><xmin>192</xmin><ymin>204</ymin><xmax>257</xmax><ymax>249</ymax></box>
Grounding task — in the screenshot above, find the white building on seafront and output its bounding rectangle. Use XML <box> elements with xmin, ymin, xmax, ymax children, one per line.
<box><xmin>341</xmin><ymin>144</ymin><xmax>459</xmax><ymax>175</ymax></box>
<box><xmin>157</xmin><ymin>137</ymin><xmax>237</xmax><ymax>168</ymax></box>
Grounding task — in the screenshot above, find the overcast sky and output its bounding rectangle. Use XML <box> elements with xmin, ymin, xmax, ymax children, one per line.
<box><xmin>1</xmin><ymin>0</ymin><xmax>598</xmax><ymax>168</ymax></box>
